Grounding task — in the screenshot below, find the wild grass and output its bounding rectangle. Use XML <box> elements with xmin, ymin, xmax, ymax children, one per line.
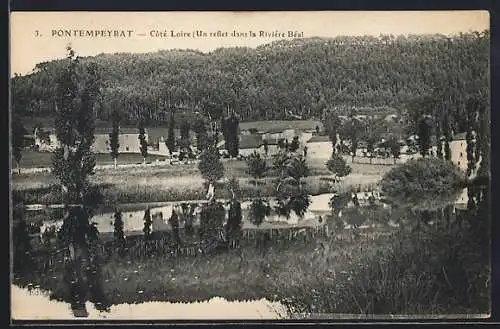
<box><xmin>13</xmin><ymin>205</ymin><xmax>489</xmax><ymax>317</ymax></box>
<box><xmin>14</xmin><ymin>173</ymin><xmax>383</xmax><ymax>207</ymax></box>
<box><xmin>14</xmin><ymin>228</ymin><xmax>392</xmax><ymax>306</ymax></box>
<box><xmin>12</xmin><ymin>156</ymin><xmax>385</xmax><ymax>206</ymax></box>
<box><xmin>285</xmin><ymin>213</ymin><xmax>491</xmax><ymax>316</ymax></box>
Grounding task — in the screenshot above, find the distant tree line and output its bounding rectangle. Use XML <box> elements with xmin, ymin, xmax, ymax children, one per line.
<box><xmin>11</xmin><ymin>32</ymin><xmax>489</xmax><ymax>132</ymax></box>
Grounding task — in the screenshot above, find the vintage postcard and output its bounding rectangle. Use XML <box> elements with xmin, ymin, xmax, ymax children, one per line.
<box><xmin>9</xmin><ymin>11</ymin><xmax>491</xmax><ymax>321</ymax></box>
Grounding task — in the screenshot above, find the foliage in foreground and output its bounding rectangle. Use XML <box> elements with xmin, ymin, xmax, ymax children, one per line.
<box><xmin>380</xmin><ymin>157</ymin><xmax>465</xmax><ymax>210</ymax></box>
<box><xmin>285</xmin><ymin>212</ymin><xmax>490</xmax><ymax>316</ymax></box>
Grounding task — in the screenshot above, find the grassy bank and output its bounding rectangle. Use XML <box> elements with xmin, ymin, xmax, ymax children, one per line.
<box><xmin>12</xmin><ymin>157</ymin><xmax>386</xmax><ymax>205</ymax></box>
<box><xmin>284</xmin><ymin>219</ymin><xmax>490</xmax><ymax>316</ymax></box>
<box><xmin>14</xmin><ymin>174</ymin><xmax>381</xmax><ymax>206</ymax></box>
<box><xmin>14</xmin><ymin>229</ymin><xmax>393</xmax><ymax>307</ymax></box>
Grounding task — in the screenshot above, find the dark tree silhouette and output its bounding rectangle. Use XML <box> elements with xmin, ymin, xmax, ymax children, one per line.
<box><xmin>249</xmin><ymin>198</ymin><xmax>271</xmax><ymax>227</ymax></box>
<box><xmin>11</xmin><ymin>115</ymin><xmax>27</xmax><ymax>174</ymax></box>
<box><xmin>418</xmin><ymin>117</ymin><xmax>432</xmax><ymax>157</ymax></box>
<box><xmin>246</xmin><ymin>151</ymin><xmax>267</xmax><ymax>183</ymax></box>
<box><xmin>223</xmin><ymin>114</ymin><xmax>240</xmax><ymax>157</ymax></box>
<box><xmin>326</xmin><ymin>153</ymin><xmax>352</xmax><ymax>181</ymax></box>
<box><xmin>113</xmin><ymin>209</ymin><xmax>125</xmax><ymax>249</ymax></box>
<box><xmin>143</xmin><ymin>208</ymin><xmax>152</xmax><ymax>240</ymax></box>
<box><xmin>167</xmin><ymin>112</ymin><xmax>176</xmax><ymax>155</ymax></box>
<box><xmin>138</xmin><ymin>119</ymin><xmax>148</xmax><ymax>164</ymax></box>
<box><xmin>388</xmin><ymin>136</ymin><xmax>401</xmax><ymax>164</ymax></box>
<box><xmin>109</xmin><ymin>110</ymin><xmax>120</xmax><ymax>169</ymax></box>
<box><xmin>324</xmin><ymin>111</ymin><xmax>341</xmax><ymax>154</ymax></box>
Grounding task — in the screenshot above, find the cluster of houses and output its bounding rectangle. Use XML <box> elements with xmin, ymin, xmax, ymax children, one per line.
<box><xmin>30</xmin><ymin>119</ymin><xmax>473</xmax><ymax>172</ymax></box>
<box><xmin>32</xmin><ymin>127</ymin><xmax>148</xmax><ymax>154</ymax></box>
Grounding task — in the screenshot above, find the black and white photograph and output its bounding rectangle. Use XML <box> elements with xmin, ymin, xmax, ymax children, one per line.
<box><xmin>9</xmin><ymin>11</ymin><xmax>491</xmax><ymax>320</ymax></box>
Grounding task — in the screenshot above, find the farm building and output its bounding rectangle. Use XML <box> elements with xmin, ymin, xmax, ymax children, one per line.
<box><xmin>34</xmin><ymin>127</ymin><xmax>149</xmax><ymax>153</ymax></box>
<box><xmin>306</xmin><ymin>135</ymin><xmax>333</xmax><ymax>160</ymax></box>
<box><xmin>450</xmin><ymin>132</ymin><xmax>476</xmax><ymax>173</ymax></box>
<box><xmin>149</xmin><ymin>129</ymin><xmax>198</xmax><ymax>149</ymax></box>
<box><xmin>237</xmin><ymin>135</ymin><xmax>265</xmax><ymax>157</ymax></box>
<box><xmin>258</xmin><ymin>138</ymin><xmax>280</xmax><ymax>156</ymax></box>
<box><xmin>239</xmin><ymin>120</ymin><xmax>323</xmax><ymax>135</ymax></box>
<box><xmin>261</xmin><ymin>127</ymin><xmax>298</xmax><ymax>141</ymax></box>
<box><xmin>93</xmin><ymin>127</ymin><xmax>148</xmax><ymax>154</ymax></box>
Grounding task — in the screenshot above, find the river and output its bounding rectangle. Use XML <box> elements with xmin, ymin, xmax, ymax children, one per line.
<box><xmin>27</xmin><ymin>193</ymin><xmax>343</xmax><ymax>236</ymax></box>
<box><xmin>11</xmin><ymin>285</ymin><xmax>288</xmax><ymax>320</ymax></box>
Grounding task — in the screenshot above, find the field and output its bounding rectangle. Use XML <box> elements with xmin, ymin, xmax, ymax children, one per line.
<box><xmin>12</xmin><ymin>150</ymin><xmax>168</xmax><ymax>169</ymax></box>
<box><xmin>12</xmin><ymin>157</ymin><xmax>389</xmax><ymax>206</ymax></box>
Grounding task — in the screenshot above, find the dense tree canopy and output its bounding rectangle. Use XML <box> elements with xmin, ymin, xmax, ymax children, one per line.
<box><xmin>12</xmin><ymin>32</ymin><xmax>489</xmax><ymax>131</ymax></box>
<box><xmin>380</xmin><ymin>157</ymin><xmax>465</xmax><ymax>210</ymax></box>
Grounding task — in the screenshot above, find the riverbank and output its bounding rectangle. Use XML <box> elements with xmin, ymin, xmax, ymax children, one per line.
<box><xmin>13</xmin><ymin>172</ymin><xmax>382</xmax><ymax>207</ymax></box>
<box><xmin>13</xmin><ymin>229</ymin><xmax>393</xmax><ymax>313</ymax></box>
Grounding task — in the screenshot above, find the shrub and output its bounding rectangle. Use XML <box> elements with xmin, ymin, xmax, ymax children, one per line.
<box><xmin>380</xmin><ymin>157</ymin><xmax>465</xmax><ymax>211</ymax></box>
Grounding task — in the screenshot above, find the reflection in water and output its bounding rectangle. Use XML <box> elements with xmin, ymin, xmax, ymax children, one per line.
<box><xmin>28</xmin><ymin>194</ymin><xmax>338</xmax><ymax>238</ymax></box>
<box><xmin>11</xmin><ymin>285</ymin><xmax>288</xmax><ymax>320</ymax></box>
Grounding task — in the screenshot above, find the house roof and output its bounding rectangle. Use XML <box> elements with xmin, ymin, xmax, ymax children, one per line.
<box><xmin>217</xmin><ymin>135</ymin><xmax>264</xmax><ymax>150</ymax></box>
<box><xmin>35</xmin><ymin>127</ymin><xmax>146</xmax><ymax>135</ymax></box>
<box><xmin>261</xmin><ymin>138</ymin><xmax>280</xmax><ymax>146</ymax></box>
<box><xmin>452</xmin><ymin>132</ymin><xmax>467</xmax><ymax>141</ymax></box>
<box><xmin>307</xmin><ymin>135</ymin><xmax>331</xmax><ymax>143</ymax></box>
<box><xmin>239</xmin><ymin>120</ymin><xmax>323</xmax><ymax>134</ymax></box>
<box><xmin>94</xmin><ymin>127</ymin><xmax>144</xmax><ymax>135</ymax></box>
<box><xmin>239</xmin><ymin>134</ymin><xmax>263</xmax><ymax>149</ymax></box>
<box><xmin>262</xmin><ymin>126</ymin><xmax>296</xmax><ymax>134</ymax></box>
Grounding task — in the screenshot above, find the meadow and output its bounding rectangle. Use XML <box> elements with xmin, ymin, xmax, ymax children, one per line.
<box><xmin>12</xmin><ymin>157</ymin><xmax>389</xmax><ymax>206</ymax></box>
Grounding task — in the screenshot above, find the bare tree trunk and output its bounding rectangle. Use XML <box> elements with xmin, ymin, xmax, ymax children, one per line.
<box><xmin>114</xmin><ymin>157</ymin><xmax>117</xmax><ymax>169</ymax></box>
<box><xmin>17</xmin><ymin>161</ymin><xmax>21</xmax><ymax>174</ymax></box>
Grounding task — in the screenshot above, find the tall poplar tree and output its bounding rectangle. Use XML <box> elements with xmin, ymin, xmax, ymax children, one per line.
<box><xmin>52</xmin><ymin>46</ymin><xmax>102</xmax><ymax>244</ymax></box>
<box><xmin>52</xmin><ymin>47</ymin><xmax>102</xmax><ymax>313</ymax></box>
<box><xmin>138</xmin><ymin>119</ymin><xmax>148</xmax><ymax>164</ymax></box>
<box><xmin>435</xmin><ymin>118</ymin><xmax>443</xmax><ymax>159</ymax></box>
<box><xmin>109</xmin><ymin>110</ymin><xmax>120</xmax><ymax>169</ymax></box>
<box><xmin>167</xmin><ymin>112</ymin><xmax>176</xmax><ymax>155</ymax></box>
<box><xmin>417</xmin><ymin>117</ymin><xmax>431</xmax><ymax>157</ymax></box>
<box><xmin>465</xmin><ymin>97</ymin><xmax>477</xmax><ymax>178</ymax></box>
<box><xmin>443</xmin><ymin>112</ymin><xmax>452</xmax><ymax>161</ymax></box>
<box><xmin>223</xmin><ymin>113</ymin><xmax>240</xmax><ymax>158</ymax></box>
<box><xmin>324</xmin><ymin>111</ymin><xmax>341</xmax><ymax>154</ymax></box>
<box><xmin>113</xmin><ymin>209</ymin><xmax>125</xmax><ymax>249</ymax></box>
<box><xmin>11</xmin><ymin>115</ymin><xmax>27</xmax><ymax>174</ymax></box>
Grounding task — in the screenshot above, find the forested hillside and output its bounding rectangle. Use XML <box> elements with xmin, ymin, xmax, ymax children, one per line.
<box><xmin>11</xmin><ymin>32</ymin><xmax>489</xmax><ymax>131</ymax></box>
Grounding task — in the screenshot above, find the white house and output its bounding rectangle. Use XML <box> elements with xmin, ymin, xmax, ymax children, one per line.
<box><xmin>238</xmin><ymin>134</ymin><xmax>265</xmax><ymax>157</ymax></box>
<box><xmin>450</xmin><ymin>132</ymin><xmax>475</xmax><ymax>173</ymax></box>
<box><xmin>218</xmin><ymin>134</ymin><xmax>266</xmax><ymax>157</ymax></box>
<box><xmin>262</xmin><ymin>128</ymin><xmax>297</xmax><ymax>141</ymax></box>
<box><xmin>447</xmin><ymin>131</ymin><xmax>481</xmax><ymax>212</ymax></box>
<box><xmin>92</xmin><ymin>127</ymin><xmax>148</xmax><ymax>154</ymax></box>
<box><xmin>34</xmin><ymin>127</ymin><xmax>148</xmax><ymax>154</ymax></box>
<box><xmin>306</xmin><ymin>135</ymin><xmax>333</xmax><ymax>160</ymax></box>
